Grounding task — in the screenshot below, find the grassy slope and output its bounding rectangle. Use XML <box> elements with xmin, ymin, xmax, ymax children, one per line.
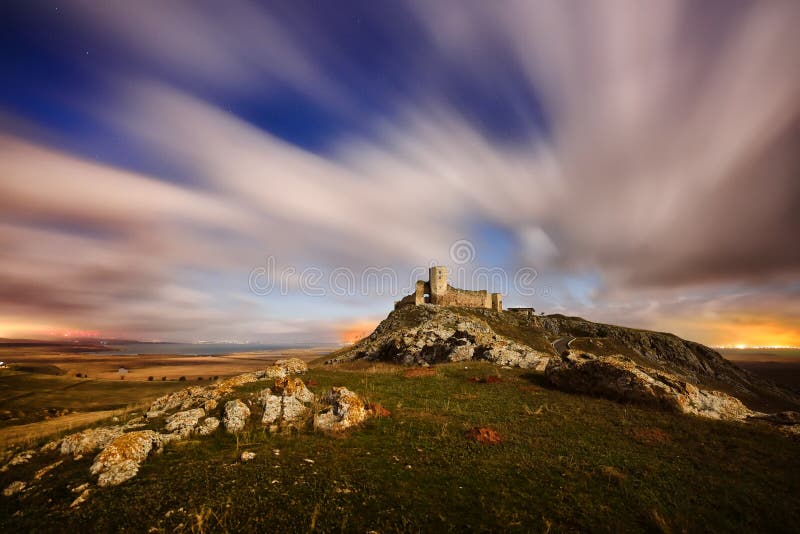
<box><xmin>2</xmin><ymin>362</ymin><xmax>799</xmax><ymax>533</ymax></box>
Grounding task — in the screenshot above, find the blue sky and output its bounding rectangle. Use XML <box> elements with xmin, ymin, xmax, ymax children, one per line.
<box><xmin>0</xmin><ymin>1</ymin><xmax>798</xmax><ymax>346</ymax></box>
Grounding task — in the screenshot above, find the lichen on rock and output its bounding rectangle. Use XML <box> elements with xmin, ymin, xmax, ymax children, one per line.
<box><xmin>90</xmin><ymin>430</ymin><xmax>162</xmax><ymax>487</ymax></box>
<box><xmin>60</xmin><ymin>426</ymin><xmax>126</xmax><ymax>457</ymax></box>
<box><xmin>545</xmin><ymin>351</ymin><xmax>755</xmax><ymax>420</ymax></box>
<box><xmin>315</xmin><ymin>387</ymin><xmax>369</xmax><ymax>431</ymax></box>
<box><xmin>223</xmin><ymin>399</ymin><xmax>251</xmax><ymax>434</ymax></box>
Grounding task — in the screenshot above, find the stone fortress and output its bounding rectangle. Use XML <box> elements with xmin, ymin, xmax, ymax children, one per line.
<box><xmin>394</xmin><ymin>266</ymin><xmax>503</xmax><ymax>312</ymax></box>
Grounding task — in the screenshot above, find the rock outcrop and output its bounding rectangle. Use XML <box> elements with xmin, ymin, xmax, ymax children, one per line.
<box><xmin>0</xmin><ymin>359</ymin><xmax>372</xmax><ymax>495</ymax></box>
<box><xmin>315</xmin><ymin>387</ymin><xmax>370</xmax><ymax>431</ymax></box>
<box><xmin>329</xmin><ymin>304</ymin><xmax>550</xmax><ymax>369</ymax></box>
<box><xmin>164</xmin><ymin>408</ymin><xmax>205</xmax><ymax>436</ymax></box>
<box><xmin>197</xmin><ymin>416</ymin><xmax>220</xmax><ymax>436</ymax></box>
<box><xmin>90</xmin><ymin>430</ymin><xmax>162</xmax><ymax>487</ymax></box>
<box><xmin>545</xmin><ymin>351</ymin><xmax>755</xmax><ymax>420</ymax></box>
<box><xmin>48</xmin><ymin>426</ymin><xmax>125</xmax><ymax>458</ymax></box>
<box><xmin>259</xmin><ymin>377</ymin><xmax>315</xmax><ymax>431</ymax></box>
<box><xmin>538</xmin><ymin>314</ymin><xmax>796</xmax><ymax>406</ymax></box>
<box><xmin>223</xmin><ymin>400</ymin><xmax>251</xmax><ymax>434</ymax></box>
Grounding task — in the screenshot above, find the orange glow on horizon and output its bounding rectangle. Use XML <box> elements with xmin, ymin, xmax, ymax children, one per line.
<box><xmin>0</xmin><ymin>320</ymin><xmax>101</xmax><ymax>340</ymax></box>
<box><xmin>661</xmin><ymin>314</ymin><xmax>800</xmax><ymax>349</ymax></box>
<box><xmin>338</xmin><ymin>319</ymin><xmax>380</xmax><ymax>345</ymax></box>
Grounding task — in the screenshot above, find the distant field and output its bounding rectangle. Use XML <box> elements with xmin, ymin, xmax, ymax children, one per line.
<box><xmin>0</xmin><ymin>345</ymin><xmax>329</xmax><ymax>381</ymax></box>
<box><xmin>720</xmin><ymin>348</ymin><xmax>800</xmax><ymax>393</ymax></box>
<box><xmin>0</xmin><ymin>345</ymin><xmax>328</xmax><ymax>447</ymax></box>
<box><xmin>718</xmin><ymin>348</ymin><xmax>800</xmax><ymax>362</ymax></box>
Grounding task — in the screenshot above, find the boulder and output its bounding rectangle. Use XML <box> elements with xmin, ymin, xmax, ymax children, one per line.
<box><xmin>241</xmin><ymin>451</ymin><xmax>256</xmax><ymax>462</ymax></box>
<box><xmin>281</xmin><ymin>395</ymin><xmax>309</xmax><ymax>423</ymax></box>
<box><xmin>275</xmin><ymin>358</ymin><xmax>308</xmax><ymax>375</ymax></box>
<box><xmin>197</xmin><ymin>416</ymin><xmax>220</xmax><ymax>436</ymax></box>
<box><xmin>315</xmin><ymin>387</ymin><xmax>369</xmax><ymax>431</ymax></box>
<box><xmin>260</xmin><ymin>393</ymin><xmax>282</xmax><ymax>425</ymax></box>
<box><xmin>90</xmin><ymin>430</ymin><xmax>161</xmax><ymax>487</ymax></box>
<box><xmin>272</xmin><ymin>377</ymin><xmax>314</xmax><ymax>403</ymax></box>
<box><xmin>164</xmin><ymin>408</ymin><xmax>205</xmax><ymax>434</ymax></box>
<box><xmin>60</xmin><ymin>426</ymin><xmax>125</xmax><ymax>457</ymax></box>
<box><xmin>223</xmin><ymin>400</ymin><xmax>250</xmax><ymax>434</ymax></box>
<box><xmin>545</xmin><ymin>351</ymin><xmax>755</xmax><ymax>420</ymax></box>
<box><xmin>259</xmin><ymin>378</ymin><xmax>313</xmax><ymax>428</ymax></box>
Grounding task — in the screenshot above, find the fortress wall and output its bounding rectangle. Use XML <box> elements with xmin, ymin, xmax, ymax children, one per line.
<box><xmin>491</xmin><ymin>293</ymin><xmax>503</xmax><ymax>312</ymax></box>
<box><xmin>439</xmin><ymin>285</ymin><xmax>490</xmax><ymax>308</ymax></box>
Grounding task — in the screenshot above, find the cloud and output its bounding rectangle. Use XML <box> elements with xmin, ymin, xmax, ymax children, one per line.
<box><xmin>0</xmin><ymin>0</ymin><xmax>798</xmax><ymax>344</ymax></box>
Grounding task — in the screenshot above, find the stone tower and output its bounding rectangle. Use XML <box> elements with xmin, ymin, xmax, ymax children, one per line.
<box><xmin>429</xmin><ymin>266</ymin><xmax>448</xmax><ymax>305</ymax></box>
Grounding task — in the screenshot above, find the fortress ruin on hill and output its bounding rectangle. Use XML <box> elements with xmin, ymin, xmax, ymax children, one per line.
<box><xmin>394</xmin><ymin>266</ymin><xmax>503</xmax><ymax>312</ymax></box>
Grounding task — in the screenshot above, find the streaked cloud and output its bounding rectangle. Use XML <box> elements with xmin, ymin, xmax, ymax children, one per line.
<box><xmin>0</xmin><ymin>1</ymin><xmax>797</xmax><ymax>345</ymax></box>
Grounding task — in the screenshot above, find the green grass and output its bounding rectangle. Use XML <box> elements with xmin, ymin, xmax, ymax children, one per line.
<box><xmin>1</xmin><ymin>362</ymin><xmax>799</xmax><ymax>532</ymax></box>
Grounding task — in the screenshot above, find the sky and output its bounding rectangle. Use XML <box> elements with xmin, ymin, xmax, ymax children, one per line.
<box><xmin>0</xmin><ymin>1</ymin><xmax>798</xmax><ymax>347</ymax></box>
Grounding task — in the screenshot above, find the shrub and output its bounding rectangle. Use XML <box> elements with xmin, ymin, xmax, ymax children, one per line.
<box><xmin>178</xmin><ymin>376</ymin><xmax>186</xmax><ymax>381</ymax></box>
<box><xmin>197</xmin><ymin>376</ymin><xmax>204</xmax><ymax>381</ymax></box>
<box><xmin>75</xmin><ymin>373</ymin><xmax>82</xmax><ymax>378</ymax></box>
<box><xmin>161</xmin><ymin>376</ymin><xmax>166</xmax><ymax>381</ymax></box>
<box><xmin>148</xmin><ymin>376</ymin><xmax>154</xmax><ymax>381</ymax></box>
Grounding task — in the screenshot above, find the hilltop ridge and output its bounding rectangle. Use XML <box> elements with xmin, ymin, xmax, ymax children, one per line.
<box><xmin>329</xmin><ymin>304</ymin><xmax>799</xmax><ymax>413</ymax></box>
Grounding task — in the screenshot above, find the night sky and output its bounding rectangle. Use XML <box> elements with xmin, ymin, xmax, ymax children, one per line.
<box><xmin>1</xmin><ymin>1</ymin><xmax>798</xmax><ymax>347</ymax></box>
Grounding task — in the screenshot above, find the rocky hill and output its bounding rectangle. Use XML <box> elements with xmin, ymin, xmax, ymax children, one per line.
<box><xmin>328</xmin><ymin>305</ymin><xmax>800</xmax><ymax>414</ymax></box>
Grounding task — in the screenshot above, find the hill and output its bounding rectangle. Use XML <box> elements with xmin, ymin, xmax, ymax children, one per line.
<box><xmin>1</xmin><ymin>360</ymin><xmax>800</xmax><ymax>532</ymax></box>
<box><xmin>328</xmin><ymin>305</ymin><xmax>799</xmax><ymax>412</ymax></box>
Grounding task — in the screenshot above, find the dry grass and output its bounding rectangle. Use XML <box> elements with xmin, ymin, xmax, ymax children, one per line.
<box><xmin>403</xmin><ymin>368</ymin><xmax>437</xmax><ymax>378</ymax></box>
<box><xmin>1</xmin><ymin>409</ymin><xmax>118</xmax><ymax>449</ymax></box>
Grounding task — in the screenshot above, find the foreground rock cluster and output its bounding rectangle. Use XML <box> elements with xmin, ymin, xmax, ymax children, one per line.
<box><xmin>543</xmin><ymin>350</ymin><xmax>800</xmax><ymax>436</ymax></box>
<box><xmin>2</xmin><ymin>358</ymin><xmax>379</xmax><ymax>503</ymax></box>
<box><xmin>328</xmin><ymin>304</ymin><xmax>550</xmax><ymax>369</ymax></box>
<box><xmin>546</xmin><ymin>351</ymin><xmax>755</xmax><ymax>420</ymax></box>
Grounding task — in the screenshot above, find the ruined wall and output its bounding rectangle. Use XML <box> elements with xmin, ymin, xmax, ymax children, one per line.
<box><xmin>395</xmin><ymin>265</ymin><xmax>505</xmax><ymax>311</ymax></box>
<box><xmin>428</xmin><ymin>266</ymin><xmax>449</xmax><ymax>304</ymax></box>
<box><xmin>414</xmin><ymin>280</ymin><xmax>428</xmax><ymax>305</ymax></box>
<box><xmin>437</xmin><ymin>285</ymin><xmax>490</xmax><ymax>308</ymax></box>
<box><xmin>491</xmin><ymin>293</ymin><xmax>503</xmax><ymax>312</ymax></box>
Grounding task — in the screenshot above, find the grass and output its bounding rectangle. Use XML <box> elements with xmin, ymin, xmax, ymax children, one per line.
<box><xmin>0</xmin><ymin>368</ymin><xmax>187</xmax><ymax>431</ymax></box>
<box><xmin>1</xmin><ymin>362</ymin><xmax>799</xmax><ymax>532</ymax></box>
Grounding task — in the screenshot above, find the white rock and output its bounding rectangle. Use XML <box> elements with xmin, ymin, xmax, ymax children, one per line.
<box><xmin>90</xmin><ymin>430</ymin><xmax>161</xmax><ymax>487</ymax></box>
<box><xmin>60</xmin><ymin>426</ymin><xmax>126</xmax><ymax>457</ymax></box>
<box><xmin>223</xmin><ymin>400</ymin><xmax>250</xmax><ymax>434</ymax></box>
<box><xmin>164</xmin><ymin>408</ymin><xmax>205</xmax><ymax>434</ymax></box>
<box><xmin>197</xmin><ymin>417</ymin><xmax>220</xmax><ymax>436</ymax></box>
